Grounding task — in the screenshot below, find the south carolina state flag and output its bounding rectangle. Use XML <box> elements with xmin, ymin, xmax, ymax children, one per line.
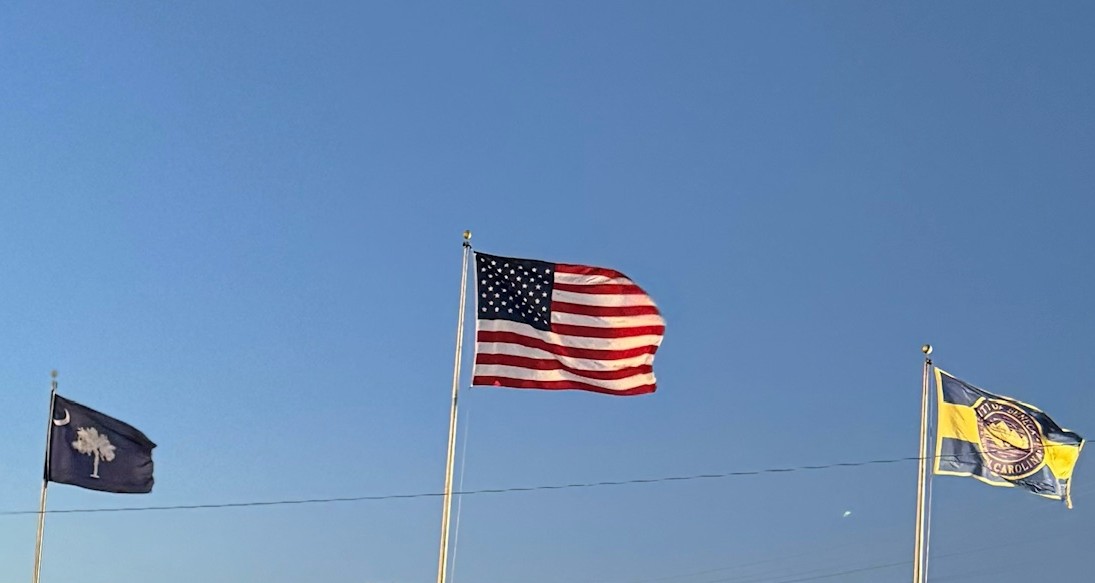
<box><xmin>48</xmin><ymin>394</ymin><xmax>156</xmax><ymax>494</ymax></box>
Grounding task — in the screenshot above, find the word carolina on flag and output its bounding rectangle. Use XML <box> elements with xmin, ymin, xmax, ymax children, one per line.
<box><xmin>472</xmin><ymin>252</ymin><xmax>665</xmax><ymax>396</ymax></box>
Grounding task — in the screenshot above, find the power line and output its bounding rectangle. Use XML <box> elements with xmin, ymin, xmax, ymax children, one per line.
<box><xmin>696</xmin><ymin>528</ymin><xmax>1082</xmax><ymax>583</ymax></box>
<box><xmin>705</xmin><ymin>558</ymin><xmax>908</xmax><ymax>583</ymax></box>
<box><xmin>0</xmin><ymin>453</ymin><xmax>927</xmax><ymax>517</ymax></box>
<box><xmin>618</xmin><ymin>528</ymin><xmax>906</xmax><ymax>583</ymax></box>
<box><xmin>625</xmin><ymin>505</ymin><xmax>1087</xmax><ymax>583</ymax></box>
<box><xmin>1</xmin><ymin>447</ymin><xmax>1079</xmax><ymax>517</ymax></box>
<box><xmin>600</xmin><ymin>448</ymin><xmax>1091</xmax><ymax>583</ymax></box>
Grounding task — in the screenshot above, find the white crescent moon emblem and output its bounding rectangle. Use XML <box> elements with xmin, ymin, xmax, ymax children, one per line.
<box><xmin>52</xmin><ymin>409</ymin><xmax>70</xmax><ymax>426</ymax></box>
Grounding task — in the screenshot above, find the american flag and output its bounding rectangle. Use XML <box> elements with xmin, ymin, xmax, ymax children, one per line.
<box><xmin>471</xmin><ymin>252</ymin><xmax>665</xmax><ymax>396</ymax></box>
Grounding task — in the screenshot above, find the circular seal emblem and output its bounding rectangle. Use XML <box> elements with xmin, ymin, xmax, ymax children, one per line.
<box><xmin>974</xmin><ymin>399</ymin><xmax>1046</xmax><ymax>479</ymax></box>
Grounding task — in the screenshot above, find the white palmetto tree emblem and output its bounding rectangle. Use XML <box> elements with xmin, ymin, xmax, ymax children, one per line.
<box><xmin>72</xmin><ymin>427</ymin><xmax>117</xmax><ymax>479</ymax></box>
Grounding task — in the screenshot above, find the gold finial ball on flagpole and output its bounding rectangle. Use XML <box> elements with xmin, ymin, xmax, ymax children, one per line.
<box><xmin>921</xmin><ymin>344</ymin><xmax>933</xmax><ymax>355</ymax></box>
<box><xmin>463</xmin><ymin>230</ymin><xmax>472</xmax><ymax>241</ymax></box>
<box><xmin>50</xmin><ymin>370</ymin><xmax>58</xmax><ymax>379</ymax></box>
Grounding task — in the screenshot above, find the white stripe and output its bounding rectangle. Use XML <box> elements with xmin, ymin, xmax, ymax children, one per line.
<box><xmin>472</xmin><ymin>364</ymin><xmax>656</xmax><ymax>391</ymax></box>
<box><xmin>474</xmin><ymin>342</ymin><xmax>656</xmax><ymax>369</ymax></box>
<box><xmin>550</xmin><ymin>312</ymin><xmax>665</xmax><ymax>328</ymax></box>
<box><xmin>552</xmin><ymin>289</ymin><xmax>657</xmax><ymax>307</ymax></box>
<box><xmin>554</xmin><ymin>272</ymin><xmax>635</xmax><ymax>287</ymax></box>
<box><xmin>477</xmin><ymin>319</ymin><xmax>663</xmax><ymax>351</ymax></box>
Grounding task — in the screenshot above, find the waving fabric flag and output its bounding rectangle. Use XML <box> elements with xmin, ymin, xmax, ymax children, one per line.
<box><xmin>48</xmin><ymin>394</ymin><xmax>156</xmax><ymax>494</ymax></box>
<box><xmin>934</xmin><ymin>369</ymin><xmax>1085</xmax><ymax>507</ymax></box>
<box><xmin>472</xmin><ymin>252</ymin><xmax>664</xmax><ymax>396</ymax></box>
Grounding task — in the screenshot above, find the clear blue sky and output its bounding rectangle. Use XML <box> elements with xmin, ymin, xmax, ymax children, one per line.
<box><xmin>1</xmin><ymin>2</ymin><xmax>1092</xmax><ymax>582</ymax></box>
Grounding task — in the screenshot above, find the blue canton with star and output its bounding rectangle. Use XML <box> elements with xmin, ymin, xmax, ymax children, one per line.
<box><xmin>475</xmin><ymin>252</ymin><xmax>555</xmax><ymax>331</ymax></box>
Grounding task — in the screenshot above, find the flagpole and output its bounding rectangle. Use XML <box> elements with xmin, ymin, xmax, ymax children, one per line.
<box><xmin>912</xmin><ymin>345</ymin><xmax>932</xmax><ymax>583</ymax></box>
<box><xmin>32</xmin><ymin>370</ymin><xmax>58</xmax><ymax>583</ymax></box>
<box><xmin>436</xmin><ymin>230</ymin><xmax>472</xmax><ymax>583</ymax></box>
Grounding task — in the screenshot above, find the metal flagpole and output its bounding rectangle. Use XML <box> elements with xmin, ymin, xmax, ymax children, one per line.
<box><xmin>911</xmin><ymin>345</ymin><xmax>933</xmax><ymax>583</ymax></box>
<box><xmin>448</xmin><ymin>406</ymin><xmax>472</xmax><ymax>583</ymax></box>
<box><xmin>32</xmin><ymin>370</ymin><xmax>59</xmax><ymax>583</ymax></box>
<box><xmin>922</xmin><ymin>368</ymin><xmax>936</xmax><ymax>581</ymax></box>
<box><xmin>436</xmin><ymin>230</ymin><xmax>472</xmax><ymax>583</ymax></box>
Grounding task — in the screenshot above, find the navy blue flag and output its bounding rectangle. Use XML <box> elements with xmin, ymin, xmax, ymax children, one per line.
<box><xmin>48</xmin><ymin>394</ymin><xmax>156</xmax><ymax>494</ymax></box>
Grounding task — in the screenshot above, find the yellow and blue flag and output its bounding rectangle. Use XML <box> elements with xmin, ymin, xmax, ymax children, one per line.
<box><xmin>934</xmin><ymin>369</ymin><xmax>1084</xmax><ymax>507</ymax></box>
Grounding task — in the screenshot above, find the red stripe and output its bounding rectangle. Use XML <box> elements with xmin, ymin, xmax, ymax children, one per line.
<box><xmin>472</xmin><ymin>376</ymin><xmax>656</xmax><ymax>396</ymax></box>
<box><xmin>476</xmin><ymin>331</ymin><xmax>660</xmax><ymax>360</ymax></box>
<box><xmin>553</xmin><ymin>282</ymin><xmax>648</xmax><ymax>295</ymax></box>
<box><xmin>549</xmin><ymin>323</ymin><xmax>665</xmax><ymax>339</ymax></box>
<box><xmin>474</xmin><ymin>353</ymin><xmax>653</xmax><ymax>380</ymax></box>
<box><xmin>551</xmin><ymin>301</ymin><xmax>662</xmax><ymax>317</ymax></box>
<box><xmin>554</xmin><ymin>263</ymin><xmax>627</xmax><ymax>280</ymax></box>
